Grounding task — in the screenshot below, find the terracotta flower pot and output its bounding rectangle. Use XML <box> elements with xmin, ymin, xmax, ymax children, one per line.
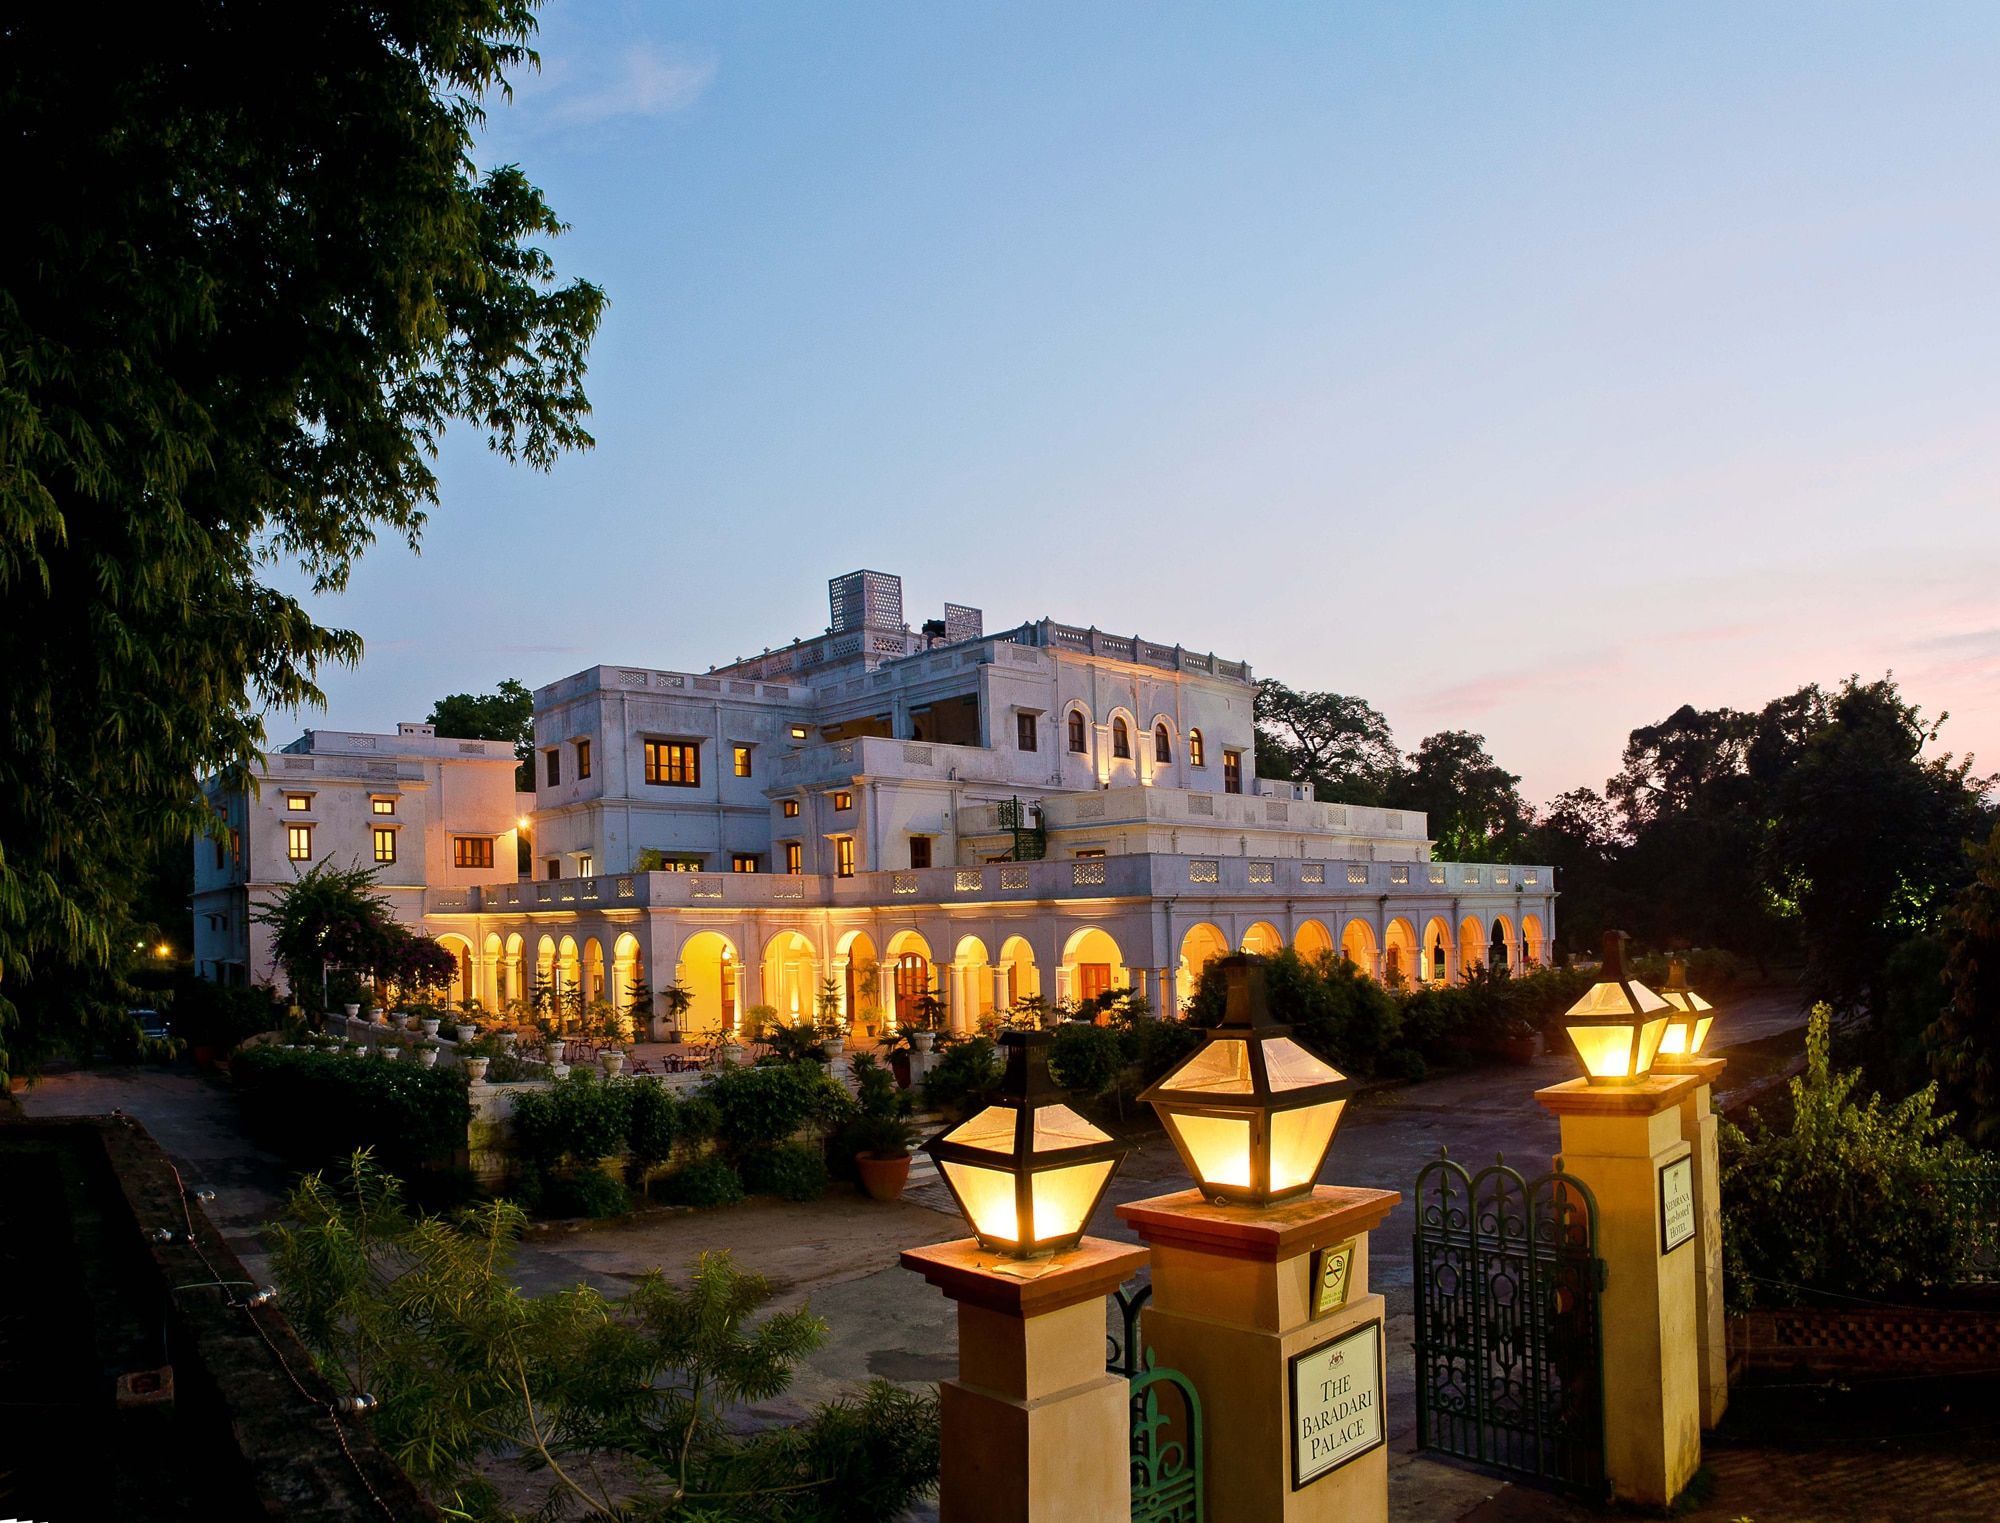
<box><xmin>855</xmin><ymin>1152</ymin><xmax>912</xmax><ymax>1203</ymax></box>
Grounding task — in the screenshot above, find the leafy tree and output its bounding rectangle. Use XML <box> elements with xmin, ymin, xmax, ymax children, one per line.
<box><xmin>0</xmin><ymin>5</ymin><xmax>603</xmax><ymax>1079</ymax></box>
<box><xmin>1526</xmin><ymin>787</ymin><xmax>1622</xmax><ymax>955</ymax></box>
<box><xmin>1925</xmin><ymin>822</ymin><xmax>2000</xmax><ymax>1144</ymax></box>
<box><xmin>270</xmin><ymin>1154</ymin><xmax>939</xmax><ymax>1520</ymax></box>
<box><xmin>1387</xmin><ymin>731</ymin><xmax>1530</xmax><ymax>861</ymax></box>
<box><xmin>428</xmin><ymin>678</ymin><xmax>536</xmax><ymax>789</ymax></box>
<box><xmin>1253</xmin><ymin>680</ymin><xmax>1401</xmax><ymax>803</ymax></box>
<box><xmin>252</xmin><ymin>858</ymin><xmax>458</xmax><ymax>1005</ymax></box>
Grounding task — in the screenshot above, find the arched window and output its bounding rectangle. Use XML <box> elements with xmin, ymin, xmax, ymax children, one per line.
<box><xmin>1112</xmin><ymin>717</ymin><xmax>1130</xmax><ymax>759</ymax></box>
<box><xmin>1188</xmin><ymin>728</ymin><xmax>1205</xmax><ymax>767</ymax></box>
<box><xmin>1154</xmin><ymin>723</ymin><xmax>1172</xmax><ymax>763</ymax></box>
<box><xmin>1067</xmin><ymin>710</ymin><xmax>1088</xmax><ymax>753</ymax></box>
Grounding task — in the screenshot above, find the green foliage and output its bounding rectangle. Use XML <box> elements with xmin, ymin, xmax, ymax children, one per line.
<box><xmin>1926</xmin><ymin>822</ymin><xmax>2000</xmax><ymax>1144</ymax></box>
<box><xmin>1386</xmin><ymin>730</ymin><xmax>1532</xmax><ymax>862</ymax></box>
<box><xmin>425</xmin><ymin>679</ymin><xmax>535</xmax><ymax>790</ymax></box>
<box><xmin>0</xmin><ymin>5</ymin><xmax>602</xmax><ymax>1079</ymax></box>
<box><xmin>509</xmin><ymin>1068</ymin><xmax>633</xmax><ymax>1172</ymax></box>
<box><xmin>169</xmin><ymin>979</ymin><xmax>286</xmax><ymax>1052</ymax></box>
<box><xmin>703</xmin><ymin>1060</ymin><xmax>852</xmax><ymax>1152</ymax></box>
<box><xmin>268</xmin><ymin>1156</ymin><xmax>936</xmax><ymax>1520</ymax></box>
<box><xmin>923</xmin><ymin>1034</ymin><xmax>1003</xmax><ymax>1117</ymax></box>
<box><xmin>1721</xmin><ymin>1006</ymin><xmax>1976</xmax><ymax>1309</ymax></box>
<box><xmin>740</xmin><ymin>1141</ymin><xmax>831</xmax><ymax>1202</ymax></box>
<box><xmin>1253</xmin><ymin>680</ymin><xmax>1401</xmax><ymax>803</ymax></box>
<box><xmin>1047</xmin><ymin>1023</ymin><xmax>1125</xmax><ymax>1096</ymax></box>
<box><xmin>757</xmin><ymin>1021</ymin><xmax>830</xmax><ymax>1065</ymax></box>
<box><xmin>251</xmin><ymin>857</ymin><xmax>457</xmax><ymax>1003</ymax></box>
<box><xmin>627</xmin><ymin>1079</ymin><xmax>683</xmax><ymax>1169</ymax></box>
<box><xmin>539</xmin><ymin>1165</ymin><xmax>631</xmax><ymax>1220</ymax></box>
<box><xmin>661</xmin><ymin>1155</ymin><xmax>747</xmax><ymax>1209</ymax></box>
<box><xmin>1186</xmin><ymin>947</ymin><xmax>1404</xmax><ymax>1073</ymax></box>
<box><xmin>232</xmin><ymin>1045</ymin><xmax>470</xmax><ymax>1175</ymax></box>
<box><xmin>831</xmin><ymin>1052</ymin><xmax>918</xmax><ymax>1173</ymax></box>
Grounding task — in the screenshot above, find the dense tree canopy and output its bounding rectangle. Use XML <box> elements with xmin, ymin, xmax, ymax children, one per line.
<box><xmin>1385</xmin><ymin>730</ymin><xmax>1531</xmax><ymax>862</ymax></box>
<box><xmin>0</xmin><ymin>4</ymin><xmax>602</xmax><ymax>1075</ymax></box>
<box><xmin>1252</xmin><ymin>681</ymin><xmax>1400</xmax><ymax>803</ymax></box>
<box><xmin>428</xmin><ymin>677</ymin><xmax>536</xmax><ymax>788</ymax></box>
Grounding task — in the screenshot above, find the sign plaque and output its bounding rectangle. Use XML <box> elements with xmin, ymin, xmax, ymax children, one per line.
<box><xmin>1310</xmin><ymin>1239</ymin><xmax>1356</xmax><ymax>1317</ymax></box>
<box><xmin>1289</xmin><ymin>1319</ymin><xmax>1384</xmax><ymax>1488</ymax></box>
<box><xmin>1659</xmin><ymin>1153</ymin><xmax>1695</xmax><ymax>1253</ymax></box>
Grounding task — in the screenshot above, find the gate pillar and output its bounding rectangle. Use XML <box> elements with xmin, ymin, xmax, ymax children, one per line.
<box><xmin>1536</xmin><ymin>1074</ymin><xmax>1703</xmax><ymax>1508</ymax></box>
<box><xmin>902</xmin><ymin>1237</ymin><xmax>1144</xmax><ymax>1523</ymax></box>
<box><xmin>1118</xmin><ymin>1186</ymin><xmax>1399</xmax><ymax>1523</ymax></box>
<box><xmin>1652</xmin><ymin>1054</ymin><xmax>1728</xmax><ymax>1429</ymax></box>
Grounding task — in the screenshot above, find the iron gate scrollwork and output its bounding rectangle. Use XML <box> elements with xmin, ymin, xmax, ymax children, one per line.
<box><xmin>1109</xmin><ymin>1281</ymin><xmax>1203</xmax><ymax>1523</ymax></box>
<box><xmin>1413</xmin><ymin>1149</ymin><xmax>1606</xmax><ymax>1494</ymax></box>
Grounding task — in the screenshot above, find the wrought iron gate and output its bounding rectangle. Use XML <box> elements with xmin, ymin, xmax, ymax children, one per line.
<box><xmin>1412</xmin><ymin>1149</ymin><xmax>1606</xmax><ymax>1493</ymax></box>
<box><xmin>1109</xmin><ymin>1282</ymin><xmax>1203</xmax><ymax>1523</ymax></box>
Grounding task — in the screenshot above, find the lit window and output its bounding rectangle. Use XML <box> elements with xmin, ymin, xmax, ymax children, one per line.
<box><xmin>575</xmin><ymin>738</ymin><xmax>591</xmax><ymax>779</ymax></box>
<box><xmin>287</xmin><ymin>824</ymin><xmax>312</xmax><ymax>861</ymax></box>
<box><xmin>1155</xmin><ymin>724</ymin><xmax>1172</xmax><ymax>763</ymax></box>
<box><xmin>1189</xmin><ymin>729</ymin><xmax>1205</xmax><ymax>767</ymax></box>
<box><xmin>577</xmin><ymin>853</ymin><xmax>594</xmax><ymax>877</ymax></box>
<box><xmin>790</xmin><ymin>724</ymin><xmax>809</xmax><ymax>741</ymax></box>
<box><xmin>373</xmin><ymin>828</ymin><xmax>397</xmax><ymax>864</ymax></box>
<box><xmin>546</xmin><ymin>858</ymin><xmax>561</xmax><ymax>880</ymax></box>
<box><xmin>1068</xmin><ymin>711</ymin><xmax>1087</xmax><ymax>753</ymax></box>
<box><xmin>454</xmin><ymin>837</ymin><xmax>495</xmax><ymax>869</ymax></box>
<box><xmin>1224</xmin><ymin>751</ymin><xmax>1242</xmax><ymax>794</ymax></box>
<box><xmin>372</xmin><ymin>796</ymin><xmax>396</xmax><ymax>815</ymax></box>
<box><xmin>785</xmin><ymin>841</ymin><xmax>802</xmax><ymax>874</ymax></box>
<box><xmin>1112</xmin><ymin>717</ymin><xmax>1130</xmax><ymax>758</ymax></box>
<box><xmin>910</xmin><ymin>836</ymin><xmax>932</xmax><ymax>870</ymax></box>
<box><xmin>644</xmin><ymin>740</ymin><xmax>700</xmax><ymax>786</ymax></box>
<box><xmin>1074</xmin><ymin>848</ymin><xmax>1106</xmax><ymax>859</ymax></box>
<box><xmin>732</xmin><ymin>853</ymin><xmax>759</xmax><ymax>873</ymax></box>
<box><xmin>782</xmin><ymin>799</ymin><xmax>801</xmax><ymax>818</ymax></box>
<box><xmin>833</xmin><ymin>790</ymin><xmax>852</xmax><ymax>811</ymax></box>
<box><xmin>286</xmin><ymin>794</ymin><xmax>310</xmax><ymax>812</ymax></box>
<box><xmin>231</xmin><ymin>828</ymin><xmax>241</xmax><ymax>866</ymax></box>
<box><xmin>544</xmin><ymin>749</ymin><xmax>561</xmax><ymax>787</ymax></box>
<box><xmin>734</xmin><ymin>745</ymin><xmax>753</xmax><ymax>778</ymax></box>
<box><xmin>835</xmin><ymin>837</ymin><xmax>856</xmax><ymax>877</ymax></box>
<box><xmin>1017</xmin><ymin>713</ymin><xmax>1037</xmax><ymax>751</ymax></box>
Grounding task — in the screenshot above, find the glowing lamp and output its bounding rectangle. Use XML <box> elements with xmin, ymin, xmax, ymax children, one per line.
<box><xmin>923</xmin><ymin>1029</ymin><xmax>1130</xmax><ymax>1257</ymax></box>
<box><xmin>1653</xmin><ymin>958</ymin><xmax>1715</xmax><ymax>1063</ymax></box>
<box><xmin>1137</xmin><ymin>955</ymin><xmax>1354</xmax><ymax>1206</ymax></box>
<box><xmin>1560</xmin><ymin>931</ymin><xmax>1672</xmax><ymax>1084</ymax></box>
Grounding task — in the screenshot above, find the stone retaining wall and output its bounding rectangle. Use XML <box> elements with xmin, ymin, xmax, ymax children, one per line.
<box><xmin>1729</xmin><ymin>1305</ymin><xmax>2000</xmax><ymax>1377</ymax></box>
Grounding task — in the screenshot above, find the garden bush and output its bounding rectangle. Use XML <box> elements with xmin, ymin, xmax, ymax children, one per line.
<box><xmin>509</xmin><ymin>1068</ymin><xmax>633</xmax><ymax>1172</ymax></box>
<box><xmin>923</xmin><ymin>1034</ymin><xmax>1002</xmax><ymax>1117</ymax></box>
<box><xmin>1046</xmin><ymin>1023</ymin><xmax>1123</xmax><ymax>1096</ymax></box>
<box><xmin>1721</xmin><ymin>1005</ymin><xmax>1978</xmax><ymax>1309</ymax></box>
<box><xmin>1186</xmin><ymin>948</ymin><xmax>1399</xmax><ymax>1073</ymax></box>
<box><xmin>740</xmin><ymin>1141</ymin><xmax>831</xmax><ymax>1202</ymax></box>
<box><xmin>232</xmin><ymin>1045</ymin><xmax>470</xmax><ymax>1175</ymax></box>
<box><xmin>659</xmin><ymin>1155</ymin><xmax>746</xmax><ymax>1209</ymax></box>
<box><xmin>538</xmin><ymin>1167</ymin><xmax>631</xmax><ymax>1220</ymax></box>
<box><xmin>625</xmin><ymin>1078</ymin><xmax>681</xmax><ymax>1171</ymax></box>
<box><xmin>703</xmin><ymin>1059</ymin><xmax>852</xmax><ymax>1152</ymax></box>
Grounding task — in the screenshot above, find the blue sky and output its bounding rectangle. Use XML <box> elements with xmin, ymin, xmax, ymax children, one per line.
<box><xmin>277</xmin><ymin>2</ymin><xmax>2000</xmax><ymax>802</ymax></box>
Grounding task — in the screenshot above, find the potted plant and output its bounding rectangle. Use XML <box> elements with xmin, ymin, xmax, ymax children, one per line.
<box><xmin>415</xmin><ymin>1041</ymin><xmax>439</xmax><ymax>1069</ymax></box>
<box><xmin>657</xmin><ymin>979</ymin><xmax>693</xmax><ymax>1044</ymax></box>
<box><xmin>851</xmin><ymin>1113</ymin><xmax>920</xmax><ymax>1202</ymax></box>
<box><xmin>908</xmin><ymin>984</ymin><xmax>946</xmax><ymax>1052</ymax></box>
<box><xmin>420</xmin><ymin>1015</ymin><xmax>441</xmax><ymax>1039</ymax></box>
<box><xmin>599</xmin><ymin>1048</ymin><xmax>626</xmax><ymax>1077</ymax></box>
<box><xmin>464</xmin><ymin>1055</ymin><xmax>491</xmax><ymax>1084</ymax></box>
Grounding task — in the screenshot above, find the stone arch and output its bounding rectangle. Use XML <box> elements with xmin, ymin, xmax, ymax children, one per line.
<box><xmin>1151</xmin><ymin>715</ymin><xmax>1175</xmax><ymax>765</ymax></box>
<box><xmin>1064</xmin><ymin>703</ymin><xmax>1092</xmax><ymax>756</ymax></box>
<box><xmin>1340</xmin><ymin>919</ymin><xmax>1379</xmax><ymax>978</ymax></box>
<box><xmin>1062</xmin><ymin>925</ymin><xmax>1128</xmax><ymax>1006</ymax></box>
<box><xmin>678</xmin><ymin>930</ymin><xmax>739</xmax><ymax>1036</ymax></box>
<box><xmin>1178</xmin><ymin>922</ymin><xmax>1230</xmax><ymax>1007</ymax></box>
<box><xmin>1489</xmin><ymin>915</ymin><xmax>1514</xmax><ymax>975</ymax></box>
<box><xmin>885</xmin><ymin>929</ymin><xmax>935</xmax><ymax>1032</ymax></box>
<box><xmin>612</xmin><ymin>932</ymin><xmax>643</xmax><ymax>1020</ymax></box>
<box><xmin>1294</xmin><ymin>919</ymin><xmax>1334</xmax><ymax>959</ymax></box>
<box><xmin>1240</xmin><ymin>921</ymin><xmax>1283</xmax><ymax>956</ymax></box>
<box><xmin>1458</xmin><ymin>916</ymin><xmax>1485</xmax><ymax>978</ymax></box>
<box><xmin>1421</xmin><ymin>916</ymin><xmax>1452</xmax><ymax>984</ymax></box>
<box><xmin>535</xmin><ymin>934</ymin><xmax>556</xmax><ymax>1007</ymax></box>
<box><xmin>483</xmin><ymin>932</ymin><xmax>506</xmax><ymax>1011</ymax></box>
<box><xmin>761</xmin><ymin>930</ymin><xmax>818</xmax><ymax>1026</ymax></box>
<box><xmin>952</xmin><ymin>935</ymin><xmax>992</xmax><ymax>1032</ymax></box>
<box><xmin>1384</xmin><ymin>918</ymin><xmax>1418</xmax><ymax>989</ymax></box>
<box><xmin>582</xmin><ymin>936</ymin><xmax>605</xmax><ymax>1007</ymax></box>
<box><xmin>1522</xmin><ymin>914</ymin><xmax>1546</xmax><ymax>968</ymax></box>
<box><xmin>435</xmin><ymin>933</ymin><xmax>476</xmax><ymax>1007</ymax></box>
<box><xmin>557</xmin><ymin>936</ymin><xmax>582</xmax><ymax>1025</ymax></box>
<box><xmin>1188</xmin><ymin>727</ymin><xmax>1206</xmax><ymax>768</ymax></box>
<box><xmin>835</xmin><ymin>929</ymin><xmax>881</xmax><ymax>1033</ymax></box>
<box><xmin>998</xmin><ymin>934</ymin><xmax>1041</xmax><ymax>1011</ymax></box>
<box><xmin>1109</xmin><ymin>710</ymin><xmax>1134</xmax><ymax>761</ymax></box>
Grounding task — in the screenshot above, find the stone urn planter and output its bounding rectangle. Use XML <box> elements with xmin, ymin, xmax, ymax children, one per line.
<box><xmin>459</xmin><ymin>1021</ymin><xmax>480</xmax><ymax>1043</ymax></box>
<box><xmin>824</xmin><ymin>1034</ymin><xmax>846</xmax><ymax>1059</ymax></box>
<box><xmin>464</xmin><ymin>1057</ymin><xmax>490</xmax><ymax>1085</ymax></box>
<box><xmin>420</xmin><ymin>1017</ymin><xmax>441</xmax><ymax>1039</ymax></box>
<box><xmin>379</xmin><ymin>1045</ymin><xmax>400</xmax><ymax>1062</ymax></box>
<box><xmin>498</xmin><ymin>1030</ymin><xmax>518</xmax><ymax>1051</ymax></box>
<box><xmin>546</xmin><ymin>1037</ymin><xmax>566</xmax><ymax>1065</ymax></box>
<box><xmin>910</xmin><ymin>1030</ymin><xmax>936</xmax><ymax>1054</ymax></box>
<box><xmin>417</xmin><ymin>1046</ymin><xmax>439</xmax><ymax>1069</ymax></box>
<box><xmin>343</xmin><ymin>1003</ymin><xmax>361</xmax><ymax>1020</ymax></box>
<box><xmin>370</xmin><ymin>1007</ymin><xmax>388</xmax><ymax>1025</ymax></box>
<box><xmin>599</xmin><ymin>1049</ymin><xmax>626</xmax><ymax>1077</ymax></box>
<box><xmin>855</xmin><ymin>1152</ymin><xmax>913</xmax><ymax>1203</ymax></box>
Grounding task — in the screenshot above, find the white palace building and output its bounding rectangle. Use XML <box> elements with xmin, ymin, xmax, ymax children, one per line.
<box><xmin>196</xmin><ymin>571</ymin><xmax>1554</xmax><ymax>1036</ymax></box>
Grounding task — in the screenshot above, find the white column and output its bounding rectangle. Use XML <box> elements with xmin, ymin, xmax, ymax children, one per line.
<box><xmin>991</xmin><ymin>964</ymin><xmax>1010</xmax><ymax>1014</ymax></box>
<box><xmin>731</xmin><ymin>963</ymin><xmax>748</xmax><ymax>1032</ymax></box>
<box><xmin>1133</xmin><ymin>967</ymin><xmax>1151</xmax><ymax>1010</ymax></box>
<box><xmin>1157</xmin><ymin>966</ymin><xmax>1175</xmax><ymax>1016</ymax></box>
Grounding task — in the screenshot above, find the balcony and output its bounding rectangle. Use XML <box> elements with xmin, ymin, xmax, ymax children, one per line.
<box><xmin>960</xmin><ymin>785</ymin><xmax>1431</xmax><ymax>854</ymax></box>
<box><xmin>771</xmin><ymin>735</ymin><xmax>1027</xmax><ymax>789</ymax></box>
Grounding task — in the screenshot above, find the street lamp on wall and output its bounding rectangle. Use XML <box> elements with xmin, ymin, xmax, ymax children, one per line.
<box><xmin>1138</xmin><ymin>955</ymin><xmax>1354</xmax><ymax>1205</ymax></box>
<box><xmin>1559</xmin><ymin>930</ymin><xmax>1672</xmax><ymax>1084</ymax></box>
<box><xmin>1653</xmin><ymin>958</ymin><xmax>1715</xmax><ymax>1063</ymax></box>
<box><xmin>923</xmin><ymin>1029</ymin><xmax>1130</xmax><ymax>1257</ymax></box>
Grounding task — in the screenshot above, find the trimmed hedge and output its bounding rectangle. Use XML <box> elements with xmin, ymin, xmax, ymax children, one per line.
<box><xmin>233</xmin><ymin>1045</ymin><xmax>471</xmax><ymax>1174</ymax></box>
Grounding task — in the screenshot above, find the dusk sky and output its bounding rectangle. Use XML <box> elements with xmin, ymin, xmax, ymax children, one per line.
<box><xmin>274</xmin><ymin>2</ymin><xmax>2000</xmax><ymax>804</ymax></box>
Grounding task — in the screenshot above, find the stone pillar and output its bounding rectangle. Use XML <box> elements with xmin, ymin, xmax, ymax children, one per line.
<box><xmin>901</xmin><ymin>1238</ymin><xmax>1144</xmax><ymax>1523</ymax></box>
<box><xmin>948</xmin><ymin>963</ymin><xmax>968</xmax><ymax>1034</ymax></box>
<box><xmin>832</xmin><ymin>957</ymin><xmax>850</xmax><ymax>1021</ymax></box>
<box><xmin>1157</xmin><ymin>966</ymin><xmax>1176</xmax><ymax>1016</ymax></box>
<box><xmin>991</xmin><ymin>965</ymin><xmax>1010</xmax><ymax>1015</ymax></box>
<box><xmin>1653</xmin><ymin>1055</ymin><xmax>1728</xmax><ymax>1429</ymax></box>
<box><xmin>1536</xmin><ymin>1075</ymin><xmax>1704</xmax><ymax>1507</ymax></box>
<box><xmin>1132</xmin><ymin>967</ymin><xmax>1151</xmax><ymax>1010</ymax></box>
<box><xmin>1119</xmin><ymin>1186</ymin><xmax>1400</xmax><ymax>1523</ymax></box>
<box><xmin>1054</xmin><ymin>966</ymin><xmax>1072</xmax><ymax>1004</ymax></box>
<box><xmin>730</xmin><ymin>962</ymin><xmax>749</xmax><ymax>1033</ymax></box>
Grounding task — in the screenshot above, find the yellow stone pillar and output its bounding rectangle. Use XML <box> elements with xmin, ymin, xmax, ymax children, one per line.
<box><xmin>902</xmin><ymin>1237</ymin><xmax>1145</xmax><ymax>1523</ymax></box>
<box><xmin>1652</xmin><ymin>1054</ymin><xmax>1728</xmax><ymax>1428</ymax></box>
<box><xmin>1536</xmin><ymin>1075</ymin><xmax>1703</xmax><ymax>1507</ymax></box>
<box><xmin>1118</xmin><ymin>1186</ymin><xmax>1400</xmax><ymax>1523</ymax></box>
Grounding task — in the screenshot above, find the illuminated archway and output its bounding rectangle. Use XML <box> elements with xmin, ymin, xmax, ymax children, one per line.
<box><xmin>1294</xmin><ymin>919</ymin><xmax>1334</xmax><ymax>960</ymax></box>
<box><xmin>435</xmin><ymin>934</ymin><xmax>475</xmax><ymax>1006</ymax></box>
<box><xmin>1384</xmin><ymin>918</ymin><xmax>1418</xmax><ymax>989</ymax></box>
<box><xmin>1522</xmin><ymin>914</ymin><xmax>1546</xmax><ymax>969</ymax></box>
<box><xmin>678</xmin><ymin>931</ymin><xmax>740</xmax><ymax>1036</ymax></box>
<box><xmin>557</xmin><ymin>936</ymin><xmax>581</xmax><ymax>1026</ymax></box>
<box><xmin>1340</xmin><ymin>919</ymin><xmax>1380</xmax><ymax>979</ymax></box>
<box><xmin>500</xmin><ymin>932</ymin><xmax>523</xmax><ymax>1011</ymax></box>
<box><xmin>952</xmin><ymin>935</ymin><xmax>992</xmax><ymax>1031</ymax></box>
<box><xmin>997</xmin><ymin>935</ymin><xmax>1040</xmax><ymax>1012</ymax></box>
<box><xmin>1178</xmin><ymin>922</ymin><xmax>1230</xmax><ymax>1007</ymax></box>
<box><xmin>1240</xmin><ymin>921</ymin><xmax>1283</xmax><ymax>956</ymax></box>
<box><xmin>835</xmin><ymin>930</ymin><xmax>880</xmax><ymax>1035</ymax></box>
<box><xmin>1421</xmin><ymin>916</ymin><xmax>1452</xmax><ymax>984</ymax></box>
<box><xmin>1062</xmin><ymin>926</ymin><xmax>1127</xmax><ymax>1007</ymax></box>
<box><xmin>582</xmin><ymin>936</ymin><xmax>605</xmax><ymax>1007</ymax></box>
<box><xmin>1489</xmin><ymin>916</ymin><xmax>1514</xmax><ymax>976</ymax></box>
<box><xmin>1458</xmin><ymin>916</ymin><xmax>1485</xmax><ymax>978</ymax></box>
<box><xmin>761</xmin><ymin>931</ymin><xmax>818</xmax><ymax>1026</ymax></box>
<box><xmin>535</xmin><ymin>935</ymin><xmax>556</xmax><ymax>1009</ymax></box>
<box><xmin>885</xmin><ymin>930</ymin><xmax>935</xmax><ymax>1032</ymax></box>
<box><xmin>612</xmin><ymin>933</ymin><xmax>643</xmax><ymax>1022</ymax></box>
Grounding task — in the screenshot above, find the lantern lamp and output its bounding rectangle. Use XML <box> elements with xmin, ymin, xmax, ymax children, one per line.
<box><xmin>923</xmin><ymin>1029</ymin><xmax>1130</xmax><ymax>1257</ymax></box>
<box><xmin>1653</xmin><ymin>958</ymin><xmax>1715</xmax><ymax>1063</ymax></box>
<box><xmin>1137</xmin><ymin>955</ymin><xmax>1354</xmax><ymax>1206</ymax></box>
<box><xmin>1560</xmin><ymin>931</ymin><xmax>1672</xmax><ymax>1084</ymax></box>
